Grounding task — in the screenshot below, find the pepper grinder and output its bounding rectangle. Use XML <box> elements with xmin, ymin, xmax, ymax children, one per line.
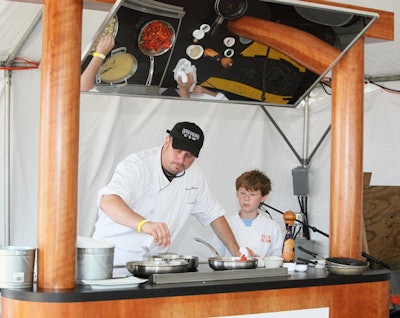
<box><xmin>282</xmin><ymin>210</ymin><xmax>296</xmax><ymax>262</ymax></box>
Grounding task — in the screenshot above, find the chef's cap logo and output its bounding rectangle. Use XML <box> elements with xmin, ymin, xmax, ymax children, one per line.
<box><xmin>181</xmin><ymin>128</ymin><xmax>200</xmax><ymax>141</ymax></box>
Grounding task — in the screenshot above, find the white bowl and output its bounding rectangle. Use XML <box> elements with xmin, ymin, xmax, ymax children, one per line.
<box><xmin>192</xmin><ymin>29</ymin><xmax>205</xmax><ymax>41</ymax></box>
<box><xmin>186</xmin><ymin>45</ymin><xmax>204</xmax><ymax>60</ymax></box>
<box><xmin>264</xmin><ymin>256</ymin><xmax>283</xmax><ymax>269</ymax></box>
<box><xmin>200</xmin><ymin>24</ymin><xmax>211</xmax><ymax>33</ymax></box>
<box><xmin>223</xmin><ymin>36</ymin><xmax>235</xmax><ymax>47</ymax></box>
<box><xmin>283</xmin><ymin>262</ymin><xmax>297</xmax><ymax>272</ymax></box>
<box><xmin>295</xmin><ymin>263</ymin><xmax>308</xmax><ymax>272</ymax></box>
<box><xmin>224</xmin><ymin>48</ymin><xmax>234</xmax><ymax>58</ymax></box>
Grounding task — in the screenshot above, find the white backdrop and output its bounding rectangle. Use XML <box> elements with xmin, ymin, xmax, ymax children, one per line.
<box><xmin>2</xmin><ymin>66</ymin><xmax>399</xmax><ymax>261</ymax></box>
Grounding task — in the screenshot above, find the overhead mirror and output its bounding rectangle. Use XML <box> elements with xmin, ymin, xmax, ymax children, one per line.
<box><xmin>81</xmin><ymin>0</ymin><xmax>378</xmax><ymax>107</ymax></box>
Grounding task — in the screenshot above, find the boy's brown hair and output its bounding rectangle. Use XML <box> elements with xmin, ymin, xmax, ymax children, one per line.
<box><xmin>235</xmin><ymin>169</ymin><xmax>272</xmax><ymax>196</ymax></box>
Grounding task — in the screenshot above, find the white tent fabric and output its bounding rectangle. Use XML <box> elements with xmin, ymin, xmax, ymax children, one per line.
<box><xmin>2</xmin><ymin>64</ymin><xmax>398</xmax><ymax>260</ymax></box>
<box><xmin>1</xmin><ymin>0</ymin><xmax>400</xmax><ymax>262</ymax></box>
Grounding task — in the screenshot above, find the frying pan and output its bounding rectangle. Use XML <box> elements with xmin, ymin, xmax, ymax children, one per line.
<box><xmin>126</xmin><ymin>260</ymin><xmax>188</xmax><ymax>278</ymax></box>
<box><xmin>138</xmin><ymin>20</ymin><xmax>175</xmax><ymax>86</ymax></box>
<box><xmin>193</xmin><ymin>237</ymin><xmax>258</xmax><ymax>270</ymax></box>
<box><xmin>297</xmin><ymin>246</ymin><xmax>369</xmax><ymax>275</ymax></box>
<box><xmin>209</xmin><ymin>256</ymin><xmax>258</xmax><ymax>270</ymax></box>
<box><xmin>211</xmin><ymin>0</ymin><xmax>248</xmax><ymax>36</ymax></box>
<box><xmin>152</xmin><ymin>253</ymin><xmax>199</xmax><ymax>271</ymax></box>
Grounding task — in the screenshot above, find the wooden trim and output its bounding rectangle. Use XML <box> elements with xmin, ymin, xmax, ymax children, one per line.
<box><xmin>227</xmin><ymin>16</ymin><xmax>340</xmax><ymax>76</ymax></box>
<box><xmin>9</xmin><ymin>0</ymin><xmax>395</xmax><ymax>40</ymax></box>
<box><xmin>302</xmin><ymin>0</ymin><xmax>394</xmax><ymax>41</ymax></box>
<box><xmin>2</xmin><ymin>281</ymin><xmax>390</xmax><ymax>318</ymax></box>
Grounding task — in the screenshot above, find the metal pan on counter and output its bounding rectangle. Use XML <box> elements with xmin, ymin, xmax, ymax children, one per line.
<box><xmin>193</xmin><ymin>237</ymin><xmax>258</xmax><ymax>270</ymax></box>
<box><xmin>152</xmin><ymin>253</ymin><xmax>199</xmax><ymax>271</ymax></box>
<box><xmin>298</xmin><ymin>246</ymin><xmax>369</xmax><ymax>275</ymax></box>
<box><xmin>126</xmin><ymin>260</ymin><xmax>188</xmax><ymax>278</ymax></box>
<box><xmin>208</xmin><ymin>256</ymin><xmax>258</xmax><ymax>270</ymax></box>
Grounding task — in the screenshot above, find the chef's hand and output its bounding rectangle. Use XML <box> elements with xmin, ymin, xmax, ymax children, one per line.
<box><xmin>234</xmin><ymin>247</ymin><xmax>256</xmax><ymax>258</ymax></box>
<box><xmin>177</xmin><ymin>73</ymin><xmax>195</xmax><ymax>98</ymax></box>
<box><xmin>95</xmin><ymin>34</ymin><xmax>115</xmax><ymax>56</ymax></box>
<box><xmin>140</xmin><ymin>221</ymin><xmax>171</xmax><ymax>247</ymax></box>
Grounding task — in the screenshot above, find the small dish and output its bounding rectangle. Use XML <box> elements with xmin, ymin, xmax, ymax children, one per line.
<box><xmin>223</xmin><ymin>36</ymin><xmax>235</xmax><ymax>47</ymax></box>
<box><xmin>295</xmin><ymin>263</ymin><xmax>308</xmax><ymax>272</ymax></box>
<box><xmin>224</xmin><ymin>48</ymin><xmax>234</xmax><ymax>58</ymax></box>
<box><xmin>264</xmin><ymin>256</ymin><xmax>283</xmax><ymax>269</ymax></box>
<box><xmin>283</xmin><ymin>262</ymin><xmax>297</xmax><ymax>272</ymax></box>
<box><xmin>192</xmin><ymin>29</ymin><xmax>205</xmax><ymax>41</ymax></box>
<box><xmin>200</xmin><ymin>24</ymin><xmax>211</xmax><ymax>33</ymax></box>
<box><xmin>239</xmin><ymin>36</ymin><xmax>252</xmax><ymax>45</ymax></box>
<box><xmin>186</xmin><ymin>44</ymin><xmax>204</xmax><ymax>60</ymax></box>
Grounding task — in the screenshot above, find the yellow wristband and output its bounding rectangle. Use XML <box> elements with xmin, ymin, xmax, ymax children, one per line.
<box><xmin>137</xmin><ymin>220</ymin><xmax>149</xmax><ymax>233</ymax></box>
<box><xmin>93</xmin><ymin>52</ymin><xmax>106</xmax><ymax>60</ymax></box>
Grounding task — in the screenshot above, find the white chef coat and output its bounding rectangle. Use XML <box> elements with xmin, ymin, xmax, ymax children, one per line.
<box><xmin>92</xmin><ymin>146</ymin><xmax>224</xmax><ymax>266</ymax></box>
<box><xmin>212</xmin><ymin>212</ymin><xmax>285</xmax><ymax>259</ymax></box>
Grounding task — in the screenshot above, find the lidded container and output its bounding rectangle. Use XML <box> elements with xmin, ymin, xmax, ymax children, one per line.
<box><xmin>0</xmin><ymin>246</ymin><xmax>36</xmax><ymax>288</ymax></box>
<box><xmin>76</xmin><ymin>236</ymin><xmax>115</xmax><ymax>281</ymax></box>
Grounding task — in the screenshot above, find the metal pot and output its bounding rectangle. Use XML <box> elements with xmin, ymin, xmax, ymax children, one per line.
<box><xmin>126</xmin><ymin>260</ymin><xmax>188</xmax><ymax>278</ymax></box>
<box><xmin>208</xmin><ymin>256</ymin><xmax>258</xmax><ymax>270</ymax></box>
<box><xmin>138</xmin><ymin>20</ymin><xmax>175</xmax><ymax>86</ymax></box>
<box><xmin>153</xmin><ymin>254</ymin><xmax>199</xmax><ymax>271</ymax></box>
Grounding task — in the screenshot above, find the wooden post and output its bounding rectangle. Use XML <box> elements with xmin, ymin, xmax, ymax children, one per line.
<box><xmin>330</xmin><ymin>38</ymin><xmax>364</xmax><ymax>259</ymax></box>
<box><xmin>37</xmin><ymin>0</ymin><xmax>82</xmax><ymax>289</ymax></box>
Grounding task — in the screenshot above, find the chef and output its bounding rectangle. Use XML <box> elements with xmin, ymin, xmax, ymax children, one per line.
<box><xmin>92</xmin><ymin>121</ymin><xmax>254</xmax><ymax>269</ymax></box>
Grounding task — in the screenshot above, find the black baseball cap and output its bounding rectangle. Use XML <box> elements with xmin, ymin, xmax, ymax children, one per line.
<box><xmin>166</xmin><ymin>122</ymin><xmax>204</xmax><ymax>157</ymax></box>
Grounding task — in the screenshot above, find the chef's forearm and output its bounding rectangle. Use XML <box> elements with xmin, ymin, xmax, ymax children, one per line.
<box><xmin>99</xmin><ymin>194</ymin><xmax>145</xmax><ymax>230</ymax></box>
<box><xmin>211</xmin><ymin>216</ymin><xmax>240</xmax><ymax>256</ymax></box>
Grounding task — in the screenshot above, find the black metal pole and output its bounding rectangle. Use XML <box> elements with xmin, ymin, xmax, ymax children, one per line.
<box><xmin>259</xmin><ymin>202</ymin><xmax>330</xmax><ymax>238</ymax></box>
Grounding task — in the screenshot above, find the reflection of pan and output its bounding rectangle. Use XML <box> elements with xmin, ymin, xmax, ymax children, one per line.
<box><xmin>98</xmin><ymin>47</ymin><xmax>138</xmax><ymax>86</ymax></box>
<box><xmin>138</xmin><ymin>20</ymin><xmax>175</xmax><ymax>86</ymax></box>
<box><xmin>211</xmin><ymin>0</ymin><xmax>248</xmax><ymax>35</ymax></box>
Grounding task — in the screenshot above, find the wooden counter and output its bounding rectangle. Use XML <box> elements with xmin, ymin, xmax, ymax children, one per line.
<box><xmin>1</xmin><ymin>268</ymin><xmax>391</xmax><ymax>318</ymax></box>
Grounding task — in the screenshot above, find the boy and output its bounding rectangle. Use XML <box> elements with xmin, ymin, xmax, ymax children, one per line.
<box><xmin>213</xmin><ymin>170</ymin><xmax>284</xmax><ymax>259</ymax></box>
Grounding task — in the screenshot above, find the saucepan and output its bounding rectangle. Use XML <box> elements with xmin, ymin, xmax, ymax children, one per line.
<box><xmin>193</xmin><ymin>237</ymin><xmax>258</xmax><ymax>270</ymax></box>
<box><xmin>138</xmin><ymin>20</ymin><xmax>175</xmax><ymax>86</ymax></box>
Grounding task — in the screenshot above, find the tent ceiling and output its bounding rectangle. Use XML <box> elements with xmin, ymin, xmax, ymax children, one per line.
<box><xmin>0</xmin><ymin>0</ymin><xmax>399</xmax><ymax>81</ymax></box>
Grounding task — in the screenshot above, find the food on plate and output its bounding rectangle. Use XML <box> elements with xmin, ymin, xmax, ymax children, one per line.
<box><xmin>221</xmin><ymin>57</ymin><xmax>233</xmax><ymax>69</ymax></box>
<box><xmin>139</xmin><ymin>20</ymin><xmax>174</xmax><ymax>53</ymax></box>
<box><xmin>203</xmin><ymin>48</ymin><xmax>221</xmax><ymax>61</ymax></box>
<box><xmin>100</xmin><ymin>52</ymin><xmax>137</xmax><ymax>83</ymax></box>
<box><xmin>90</xmin><ymin>16</ymin><xmax>118</xmax><ymax>53</ymax></box>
